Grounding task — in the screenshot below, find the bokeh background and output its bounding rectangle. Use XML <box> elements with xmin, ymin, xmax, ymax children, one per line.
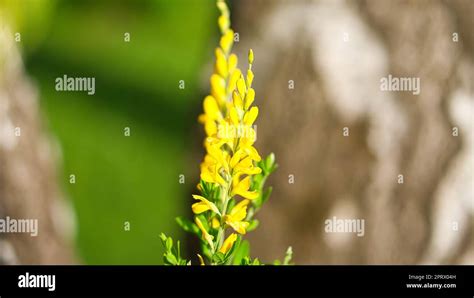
<box><xmin>0</xmin><ymin>0</ymin><xmax>472</xmax><ymax>265</ymax></box>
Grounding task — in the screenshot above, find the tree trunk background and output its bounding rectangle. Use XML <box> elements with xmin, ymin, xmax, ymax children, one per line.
<box><xmin>233</xmin><ymin>0</ymin><xmax>473</xmax><ymax>264</ymax></box>
<box><xmin>0</xmin><ymin>24</ymin><xmax>75</xmax><ymax>264</ymax></box>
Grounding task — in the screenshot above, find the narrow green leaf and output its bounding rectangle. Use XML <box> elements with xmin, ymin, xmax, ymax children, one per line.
<box><xmin>232</xmin><ymin>240</ymin><xmax>250</xmax><ymax>265</ymax></box>
<box><xmin>176</xmin><ymin>216</ymin><xmax>199</xmax><ymax>235</ymax></box>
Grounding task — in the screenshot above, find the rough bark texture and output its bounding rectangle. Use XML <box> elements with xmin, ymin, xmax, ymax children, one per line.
<box><xmin>234</xmin><ymin>0</ymin><xmax>473</xmax><ymax>264</ymax></box>
<box><xmin>0</xmin><ymin>25</ymin><xmax>75</xmax><ymax>264</ymax></box>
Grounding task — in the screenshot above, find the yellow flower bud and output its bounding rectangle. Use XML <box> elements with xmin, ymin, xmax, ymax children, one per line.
<box><xmin>248</xmin><ymin>49</ymin><xmax>254</xmax><ymax>65</ymax></box>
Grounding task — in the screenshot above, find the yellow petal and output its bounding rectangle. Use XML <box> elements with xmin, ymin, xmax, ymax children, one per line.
<box><xmin>228</xmin><ymin>54</ymin><xmax>238</xmax><ymax>74</ymax></box>
<box><xmin>232</xmin><ymin>177</ymin><xmax>259</xmax><ymax>200</ymax></box>
<box><xmin>192</xmin><ymin>202</ymin><xmax>211</xmax><ymax>214</ymax></box>
<box><xmin>246</xmin><ymin>69</ymin><xmax>254</xmax><ymax>87</ymax></box>
<box><xmin>244</xmin><ymin>145</ymin><xmax>261</xmax><ymax>161</ymax></box>
<box><xmin>232</xmin><ymin>91</ymin><xmax>243</xmax><ymax>109</ymax></box>
<box><xmin>211</xmin><ymin>74</ymin><xmax>226</xmax><ymax>105</ymax></box>
<box><xmin>239</xmin><ymin>190</ymin><xmax>259</xmax><ymax>200</ymax></box>
<box><xmin>248</xmin><ymin>49</ymin><xmax>254</xmax><ymax>64</ymax></box>
<box><xmin>204</xmin><ymin>120</ymin><xmax>217</xmax><ymax>136</ymax></box>
<box><xmin>192</xmin><ymin>195</ymin><xmax>221</xmax><ymax>215</ymax></box>
<box><xmin>227</xmin><ymin>219</ymin><xmax>249</xmax><ymax>235</ymax></box>
<box><xmin>219</xmin><ymin>233</ymin><xmax>238</xmax><ymax>254</ymax></box>
<box><xmin>218</xmin><ymin>15</ymin><xmax>229</xmax><ymax>34</ymax></box>
<box><xmin>200</xmin><ymin>166</ymin><xmax>215</xmax><ymax>183</ymax></box>
<box><xmin>207</xmin><ymin>144</ymin><xmax>228</xmax><ymax>172</ymax></box>
<box><xmin>197</xmin><ymin>254</ymin><xmax>205</xmax><ymax>266</ymax></box>
<box><xmin>220</xmin><ymin>29</ymin><xmax>234</xmax><ymax>54</ymax></box>
<box><xmin>228</xmin><ymin>69</ymin><xmax>242</xmax><ymax>94</ymax></box>
<box><xmin>237</xmin><ymin>77</ymin><xmax>247</xmax><ymax>97</ymax></box>
<box><xmin>230</xmin><ymin>150</ymin><xmax>242</xmax><ymax>168</ymax></box>
<box><xmin>215</xmin><ymin>48</ymin><xmax>228</xmax><ymax>78</ymax></box>
<box><xmin>212</xmin><ymin>217</ymin><xmax>220</xmax><ymax>229</ymax></box>
<box><xmin>243</xmin><ymin>107</ymin><xmax>258</xmax><ymax>126</ymax></box>
<box><xmin>229</xmin><ymin>199</ymin><xmax>250</xmax><ymax>221</ymax></box>
<box><xmin>230</xmin><ymin>106</ymin><xmax>240</xmax><ymax>126</ymax></box>
<box><xmin>233</xmin><ymin>157</ymin><xmax>252</xmax><ymax>173</ymax></box>
<box><xmin>244</xmin><ymin>88</ymin><xmax>255</xmax><ymax>110</ymax></box>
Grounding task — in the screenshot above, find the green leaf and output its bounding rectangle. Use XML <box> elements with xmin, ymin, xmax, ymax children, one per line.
<box><xmin>240</xmin><ymin>256</ymin><xmax>251</xmax><ymax>265</ymax></box>
<box><xmin>175</xmin><ymin>216</ymin><xmax>199</xmax><ymax>235</ymax></box>
<box><xmin>164</xmin><ymin>253</ymin><xmax>178</xmax><ymax>265</ymax></box>
<box><xmin>159</xmin><ymin>233</ymin><xmax>167</xmax><ymax>246</ymax></box>
<box><xmin>212</xmin><ymin>252</ymin><xmax>226</xmax><ymax>264</ymax></box>
<box><xmin>232</xmin><ymin>240</ymin><xmax>250</xmax><ymax>265</ymax></box>
<box><xmin>175</xmin><ymin>240</ymin><xmax>181</xmax><ymax>260</ymax></box>
<box><xmin>265</xmin><ymin>153</ymin><xmax>278</xmax><ymax>175</ymax></box>
<box><xmin>247</xmin><ymin>219</ymin><xmax>259</xmax><ymax>232</ymax></box>
<box><xmin>226</xmin><ymin>198</ymin><xmax>236</xmax><ymax>214</ymax></box>
<box><xmin>261</xmin><ymin>186</ymin><xmax>273</xmax><ymax>205</ymax></box>
<box><xmin>165</xmin><ymin>237</ymin><xmax>173</xmax><ymax>252</ymax></box>
<box><xmin>283</xmin><ymin>246</ymin><xmax>293</xmax><ymax>265</ymax></box>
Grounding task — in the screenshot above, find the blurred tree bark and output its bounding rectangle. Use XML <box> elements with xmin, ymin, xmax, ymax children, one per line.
<box><xmin>233</xmin><ymin>0</ymin><xmax>473</xmax><ymax>264</ymax></box>
<box><xmin>0</xmin><ymin>24</ymin><xmax>75</xmax><ymax>264</ymax></box>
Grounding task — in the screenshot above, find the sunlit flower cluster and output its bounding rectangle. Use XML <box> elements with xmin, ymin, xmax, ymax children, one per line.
<box><xmin>160</xmin><ymin>0</ymin><xmax>281</xmax><ymax>266</ymax></box>
<box><xmin>194</xmin><ymin>0</ymin><xmax>262</xmax><ymax>258</ymax></box>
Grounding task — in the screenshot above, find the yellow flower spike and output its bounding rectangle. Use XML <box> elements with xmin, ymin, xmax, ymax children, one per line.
<box><xmin>192</xmin><ymin>195</ymin><xmax>221</xmax><ymax>215</ymax></box>
<box><xmin>244</xmin><ymin>88</ymin><xmax>255</xmax><ymax>110</ymax></box>
<box><xmin>219</xmin><ymin>233</ymin><xmax>238</xmax><ymax>254</ymax></box>
<box><xmin>232</xmin><ymin>176</ymin><xmax>259</xmax><ymax>200</ymax></box>
<box><xmin>195</xmin><ymin>217</ymin><xmax>215</xmax><ymax>251</ymax></box>
<box><xmin>160</xmin><ymin>0</ymin><xmax>281</xmax><ymax>267</ymax></box>
<box><xmin>237</xmin><ymin>76</ymin><xmax>247</xmax><ymax>96</ymax></box>
<box><xmin>228</xmin><ymin>54</ymin><xmax>238</xmax><ymax>74</ymax></box>
<box><xmin>220</xmin><ymin>29</ymin><xmax>234</xmax><ymax>55</ymax></box>
<box><xmin>243</xmin><ymin>106</ymin><xmax>259</xmax><ymax>126</ymax></box>
<box><xmin>225</xmin><ymin>200</ymin><xmax>250</xmax><ymax>234</ymax></box>
<box><xmin>197</xmin><ymin>254</ymin><xmax>205</xmax><ymax>266</ymax></box>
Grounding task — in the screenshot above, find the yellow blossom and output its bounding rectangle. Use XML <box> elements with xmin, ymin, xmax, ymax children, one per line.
<box><xmin>232</xmin><ymin>176</ymin><xmax>259</xmax><ymax>200</ymax></box>
<box><xmin>192</xmin><ymin>195</ymin><xmax>221</xmax><ymax>215</ymax></box>
<box><xmin>224</xmin><ymin>200</ymin><xmax>250</xmax><ymax>234</ymax></box>
<box><xmin>192</xmin><ymin>0</ymin><xmax>263</xmax><ymax>259</ymax></box>
<box><xmin>219</xmin><ymin>233</ymin><xmax>238</xmax><ymax>254</ymax></box>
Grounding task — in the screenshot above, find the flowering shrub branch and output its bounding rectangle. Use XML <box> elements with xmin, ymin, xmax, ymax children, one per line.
<box><xmin>160</xmin><ymin>0</ymin><xmax>291</xmax><ymax>266</ymax></box>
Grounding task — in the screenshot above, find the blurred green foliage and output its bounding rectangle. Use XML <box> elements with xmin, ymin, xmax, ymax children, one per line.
<box><xmin>2</xmin><ymin>0</ymin><xmax>217</xmax><ymax>264</ymax></box>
